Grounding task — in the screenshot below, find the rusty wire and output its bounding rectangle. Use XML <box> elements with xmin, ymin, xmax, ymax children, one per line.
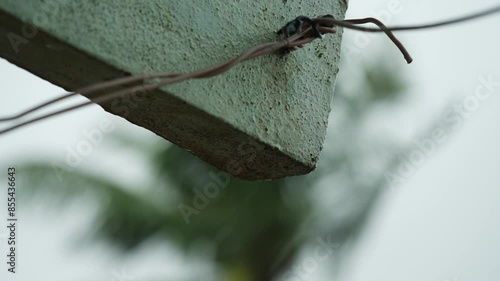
<box><xmin>0</xmin><ymin>26</ymin><xmax>337</xmax><ymax>135</ymax></box>
<box><xmin>1</xmin><ymin>5</ymin><xmax>500</xmax><ymax>135</ymax></box>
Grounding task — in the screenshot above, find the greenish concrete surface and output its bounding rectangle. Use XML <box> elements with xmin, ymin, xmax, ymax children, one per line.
<box><xmin>0</xmin><ymin>0</ymin><xmax>347</xmax><ymax>180</ymax></box>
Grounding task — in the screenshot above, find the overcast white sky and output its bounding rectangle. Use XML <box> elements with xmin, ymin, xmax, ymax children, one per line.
<box><xmin>338</xmin><ymin>0</ymin><xmax>500</xmax><ymax>281</ymax></box>
<box><xmin>1</xmin><ymin>0</ymin><xmax>500</xmax><ymax>280</ymax></box>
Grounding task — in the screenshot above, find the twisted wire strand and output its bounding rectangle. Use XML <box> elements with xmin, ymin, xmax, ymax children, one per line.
<box><xmin>0</xmin><ymin>28</ymin><xmax>331</xmax><ymax>135</ymax></box>
<box><xmin>317</xmin><ymin>5</ymin><xmax>500</xmax><ymax>33</ymax></box>
<box><xmin>1</xmin><ymin>5</ymin><xmax>500</xmax><ymax>135</ymax></box>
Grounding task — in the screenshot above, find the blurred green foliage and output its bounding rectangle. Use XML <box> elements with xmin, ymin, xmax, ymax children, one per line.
<box><xmin>20</xmin><ymin>56</ymin><xmax>411</xmax><ymax>281</ymax></box>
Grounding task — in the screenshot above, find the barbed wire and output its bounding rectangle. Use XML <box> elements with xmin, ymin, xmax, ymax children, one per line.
<box><xmin>1</xmin><ymin>5</ymin><xmax>500</xmax><ymax>135</ymax></box>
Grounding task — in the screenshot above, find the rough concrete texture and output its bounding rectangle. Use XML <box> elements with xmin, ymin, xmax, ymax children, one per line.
<box><xmin>0</xmin><ymin>0</ymin><xmax>347</xmax><ymax>180</ymax></box>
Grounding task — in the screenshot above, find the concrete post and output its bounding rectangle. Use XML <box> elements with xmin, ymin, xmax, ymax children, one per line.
<box><xmin>0</xmin><ymin>0</ymin><xmax>347</xmax><ymax>180</ymax></box>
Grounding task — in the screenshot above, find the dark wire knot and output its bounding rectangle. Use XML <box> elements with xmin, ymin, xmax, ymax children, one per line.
<box><xmin>277</xmin><ymin>15</ymin><xmax>336</xmax><ymax>39</ymax></box>
<box><xmin>278</xmin><ymin>14</ymin><xmax>413</xmax><ymax>64</ymax></box>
